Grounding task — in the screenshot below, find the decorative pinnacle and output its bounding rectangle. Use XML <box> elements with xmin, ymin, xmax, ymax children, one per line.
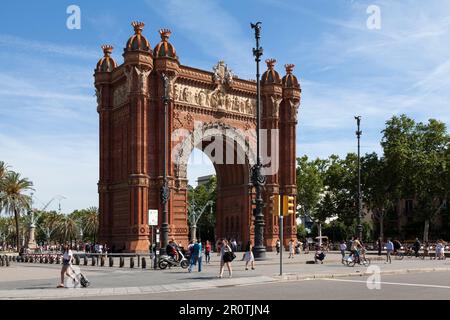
<box><xmin>101</xmin><ymin>45</ymin><xmax>113</xmax><ymax>56</ymax></box>
<box><xmin>132</xmin><ymin>21</ymin><xmax>145</xmax><ymax>34</ymax></box>
<box><xmin>265</xmin><ymin>58</ymin><xmax>276</xmax><ymax>69</ymax></box>
<box><xmin>285</xmin><ymin>64</ymin><xmax>295</xmax><ymax>74</ymax></box>
<box><xmin>159</xmin><ymin>28</ymin><xmax>172</xmax><ymax>40</ymax></box>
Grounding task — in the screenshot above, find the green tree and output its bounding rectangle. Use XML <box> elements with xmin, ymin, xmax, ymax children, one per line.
<box><xmin>362</xmin><ymin>153</ymin><xmax>395</xmax><ymax>241</ymax></box>
<box><xmin>382</xmin><ymin>115</ymin><xmax>449</xmax><ymax>241</ymax></box>
<box><xmin>296</xmin><ymin>156</ymin><xmax>328</xmax><ymax>219</ymax></box>
<box><xmin>0</xmin><ymin>171</ymin><xmax>34</xmax><ymax>252</ymax></box>
<box><xmin>187</xmin><ymin>176</ymin><xmax>216</xmax><ymax>242</ymax></box>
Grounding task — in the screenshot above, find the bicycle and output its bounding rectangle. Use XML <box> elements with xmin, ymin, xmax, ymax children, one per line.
<box><xmin>393</xmin><ymin>250</ymin><xmax>404</xmax><ymax>260</ymax></box>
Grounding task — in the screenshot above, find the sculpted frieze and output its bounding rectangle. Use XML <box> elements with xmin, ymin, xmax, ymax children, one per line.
<box><xmin>173</xmin><ymin>83</ymin><xmax>256</xmax><ymax>116</ymax></box>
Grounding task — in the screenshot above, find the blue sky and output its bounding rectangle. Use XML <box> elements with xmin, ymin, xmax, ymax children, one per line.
<box><xmin>0</xmin><ymin>0</ymin><xmax>449</xmax><ymax>212</ymax></box>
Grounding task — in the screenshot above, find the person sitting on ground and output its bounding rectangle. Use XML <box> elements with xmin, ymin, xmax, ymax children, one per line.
<box><xmin>314</xmin><ymin>246</ymin><xmax>326</xmax><ymax>264</ymax></box>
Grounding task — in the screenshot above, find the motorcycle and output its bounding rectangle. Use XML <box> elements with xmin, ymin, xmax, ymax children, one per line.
<box><xmin>158</xmin><ymin>249</ymin><xmax>189</xmax><ymax>269</ymax></box>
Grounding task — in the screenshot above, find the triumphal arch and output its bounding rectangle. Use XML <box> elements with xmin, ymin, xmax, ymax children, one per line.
<box><xmin>94</xmin><ymin>22</ymin><xmax>301</xmax><ymax>252</ymax></box>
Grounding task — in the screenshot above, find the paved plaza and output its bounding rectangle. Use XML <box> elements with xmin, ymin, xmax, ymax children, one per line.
<box><xmin>1</xmin><ymin>251</ymin><xmax>449</xmax><ymax>299</ymax></box>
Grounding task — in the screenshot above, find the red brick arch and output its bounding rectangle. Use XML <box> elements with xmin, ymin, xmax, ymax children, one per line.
<box><xmin>94</xmin><ymin>24</ymin><xmax>300</xmax><ymax>252</ymax></box>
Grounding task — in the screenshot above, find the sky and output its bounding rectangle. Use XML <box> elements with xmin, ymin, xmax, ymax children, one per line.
<box><xmin>0</xmin><ymin>0</ymin><xmax>449</xmax><ymax>212</ymax></box>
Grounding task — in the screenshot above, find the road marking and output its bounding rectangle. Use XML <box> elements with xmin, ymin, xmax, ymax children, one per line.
<box><xmin>319</xmin><ymin>278</ymin><xmax>450</xmax><ymax>290</ymax></box>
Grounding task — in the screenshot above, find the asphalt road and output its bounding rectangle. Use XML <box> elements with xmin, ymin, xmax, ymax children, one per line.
<box><xmin>85</xmin><ymin>271</ymin><xmax>450</xmax><ymax>300</ymax></box>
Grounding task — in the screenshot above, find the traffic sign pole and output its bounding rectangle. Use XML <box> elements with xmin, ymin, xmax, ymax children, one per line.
<box><xmin>279</xmin><ymin>195</ymin><xmax>283</xmax><ymax>276</ymax></box>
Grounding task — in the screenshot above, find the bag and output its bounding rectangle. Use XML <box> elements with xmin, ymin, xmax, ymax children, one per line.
<box><xmin>223</xmin><ymin>251</ymin><xmax>236</xmax><ymax>262</ymax></box>
<box><xmin>80</xmin><ymin>274</ymin><xmax>90</xmax><ymax>288</ymax></box>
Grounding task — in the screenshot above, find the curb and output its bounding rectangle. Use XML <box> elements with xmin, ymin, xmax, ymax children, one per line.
<box><xmin>275</xmin><ymin>266</ymin><xmax>450</xmax><ymax>282</ymax></box>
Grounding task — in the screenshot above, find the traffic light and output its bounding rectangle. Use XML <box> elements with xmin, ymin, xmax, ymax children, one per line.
<box><xmin>269</xmin><ymin>194</ymin><xmax>280</xmax><ymax>216</ymax></box>
<box><xmin>282</xmin><ymin>195</ymin><xmax>295</xmax><ymax>216</ymax></box>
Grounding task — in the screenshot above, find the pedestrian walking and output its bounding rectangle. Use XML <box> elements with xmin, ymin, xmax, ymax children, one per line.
<box><xmin>275</xmin><ymin>239</ymin><xmax>281</xmax><ymax>255</ymax></box>
<box><xmin>288</xmin><ymin>239</ymin><xmax>294</xmax><ymax>258</ymax></box>
<box><xmin>413</xmin><ymin>238</ymin><xmax>421</xmax><ymax>257</ymax></box>
<box><xmin>339</xmin><ymin>240</ymin><xmax>347</xmax><ymax>259</ymax></box>
<box><xmin>385</xmin><ymin>239</ymin><xmax>393</xmax><ymax>264</ymax></box>
<box><xmin>188</xmin><ymin>240</ymin><xmax>202</xmax><ymax>272</ymax></box>
<box><xmin>204</xmin><ymin>240</ymin><xmax>211</xmax><ymax>264</ymax></box>
<box><xmin>244</xmin><ymin>241</ymin><xmax>255</xmax><ymax>270</ymax></box>
<box><xmin>218</xmin><ymin>239</ymin><xmax>234</xmax><ymax>278</ymax></box>
<box><xmin>57</xmin><ymin>244</ymin><xmax>74</xmax><ymax>288</ymax></box>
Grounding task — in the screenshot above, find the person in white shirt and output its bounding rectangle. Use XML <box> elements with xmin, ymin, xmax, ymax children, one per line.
<box><xmin>58</xmin><ymin>244</ymin><xmax>73</xmax><ymax>288</ymax></box>
<box><xmin>339</xmin><ymin>241</ymin><xmax>347</xmax><ymax>259</ymax></box>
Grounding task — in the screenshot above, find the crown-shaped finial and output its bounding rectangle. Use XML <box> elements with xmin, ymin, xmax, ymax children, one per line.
<box><xmin>159</xmin><ymin>28</ymin><xmax>172</xmax><ymax>40</ymax></box>
<box><xmin>265</xmin><ymin>58</ymin><xmax>276</xmax><ymax>69</ymax></box>
<box><xmin>285</xmin><ymin>64</ymin><xmax>295</xmax><ymax>74</ymax></box>
<box><xmin>131</xmin><ymin>21</ymin><xmax>145</xmax><ymax>34</ymax></box>
<box><xmin>101</xmin><ymin>45</ymin><xmax>113</xmax><ymax>56</ymax></box>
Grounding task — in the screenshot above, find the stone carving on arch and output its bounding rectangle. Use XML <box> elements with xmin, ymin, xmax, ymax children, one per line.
<box><xmin>172</xmin><ymin>122</ymin><xmax>257</xmax><ymax>180</ymax></box>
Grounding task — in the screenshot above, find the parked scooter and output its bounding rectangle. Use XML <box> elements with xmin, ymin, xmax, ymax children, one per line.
<box><xmin>158</xmin><ymin>248</ymin><xmax>189</xmax><ymax>269</ymax></box>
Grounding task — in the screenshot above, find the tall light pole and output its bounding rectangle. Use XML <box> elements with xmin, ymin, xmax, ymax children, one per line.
<box><xmin>250</xmin><ymin>22</ymin><xmax>266</xmax><ymax>260</ymax></box>
<box><xmin>355</xmin><ymin>116</ymin><xmax>363</xmax><ymax>241</ymax></box>
<box><xmin>160</xmin><ymin>73</ymin><xmax>170</xmax><ymax>255</ymax></box>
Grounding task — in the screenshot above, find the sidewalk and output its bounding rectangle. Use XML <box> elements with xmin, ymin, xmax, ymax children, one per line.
<box><xmin>1</xmin><ymin>252</ymin><xmax>449</xmax><ymax>299</ymax></box>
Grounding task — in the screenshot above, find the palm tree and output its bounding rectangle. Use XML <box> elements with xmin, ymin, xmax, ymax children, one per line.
<box><xmin>0</xmin><ymin>161</ymin><xmax>9</xmax><ymax>181</ymax></box>
<box><xmin>0</xmin><ymin>171</ymin><xmax>34</xmax><ymax>252</ymax></box>
<box><xmin>82</xmin><ymin>207</ymin><xmax>99</xmax><ymax>243</ymax></box>
<box><xmin>56</xmin><ymin>214</ymin><xmax>78</xmax><ymax>245</ymax></box>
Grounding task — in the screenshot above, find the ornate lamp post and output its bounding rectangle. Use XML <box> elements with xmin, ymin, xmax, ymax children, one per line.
<box><xmin>160</xmin><ymin>73</ymin><xmax>170</xmax><ymax>255</ymax></box>
<box><xmin>355</xmin><ymin>116</ymin><xmax>363</xmax><ymax>241</ymax></box>
<box><xmin>250</xmin><ymin>22</ymin><xmax>266</xmax><ymax>260</ymax></box>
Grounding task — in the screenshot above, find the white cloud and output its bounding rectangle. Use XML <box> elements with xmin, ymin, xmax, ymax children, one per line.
<box><xmin>0</xmin><ymin>34</ymin><xmax>98</xmax><ymax>60</ymax></box>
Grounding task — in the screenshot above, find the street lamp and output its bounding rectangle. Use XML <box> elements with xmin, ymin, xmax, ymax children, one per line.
<box><xmin>355</xmin><ymin>116</ymin><xmax>363</xmax><ymax>241</ymax></box>
<box><xmin>160</xmin><ymin>73</ymin><xmax>170</xmax><ymax>255</ymax></box>
<box><xmin>250</xmin><ymin>21</ymin><xmax>266</xmax><ymax>260</ymax></box>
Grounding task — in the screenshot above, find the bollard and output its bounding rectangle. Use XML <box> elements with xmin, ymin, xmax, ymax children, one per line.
<box><xmin>119</xmin><ymin>256</ymin><xmax>124</xmax><ymax>268</ymax></box>
<box><xmin>29</xmin><ymin>256</ymin><xmax>33</xmax><ymax>263</ymax></box>
<box><xmin>44</xmin><ymin>256</ymin><xmax>48</xmax><ymax>263</ymax></box>
<box><xmin>109</xmin><ymin>256</ymin><xmax>113</xmax><ymax>267</ymax></box>
<box><xmin>40</xmin><ymin>256</ymin><xmax>43</xmax><ymax>263</ymax></box>
<box><xmin>9</xmin><ymin>256</ymin><xmax>12</xmax><ymax>262</ymax></box>
<box><xmin>141</xmin><ymin>257</ymin><xmax>146</xmax><ymax>269</ymax></box>
<box><xmin>91</xmin><ymin>256</ymin><xmax>96</xmax><ymax>266</ymax></box>
<box><xmin>0</xmin><ymin>257</ymin><xmax>3</xmax><ymax>267</ymax></box>
<box><xmin>56</xmin><ymin>256</ymin><xmax>60</xmax><ymax>264</ymax></box>
<box><xmin>75</xmin><ymin>255</ymin><xmax>80</xmax><ymax>265</ymax></box>
<box><xmin>83</xmin><ymin>256</ymin><xmax>88</xmax><ymax>266</ymax></box>
<box><xmin>130</xmin><ymin>257</ymin><xmax>134</xmax><ymax>268</ymax></box>
<box><xmin>100</xmin><ymin>255</ymin><xmax>105</xmax><ymax>267</ymax></box>
<box><xmin>12</xmin><ymin>256</ymin><xmax>16</xmax><ymax>262</ymax></box>
<box><xmin>5</xmin><ymin>256</ymin><xmax>9</xmax><ymax>267</ymax></box>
